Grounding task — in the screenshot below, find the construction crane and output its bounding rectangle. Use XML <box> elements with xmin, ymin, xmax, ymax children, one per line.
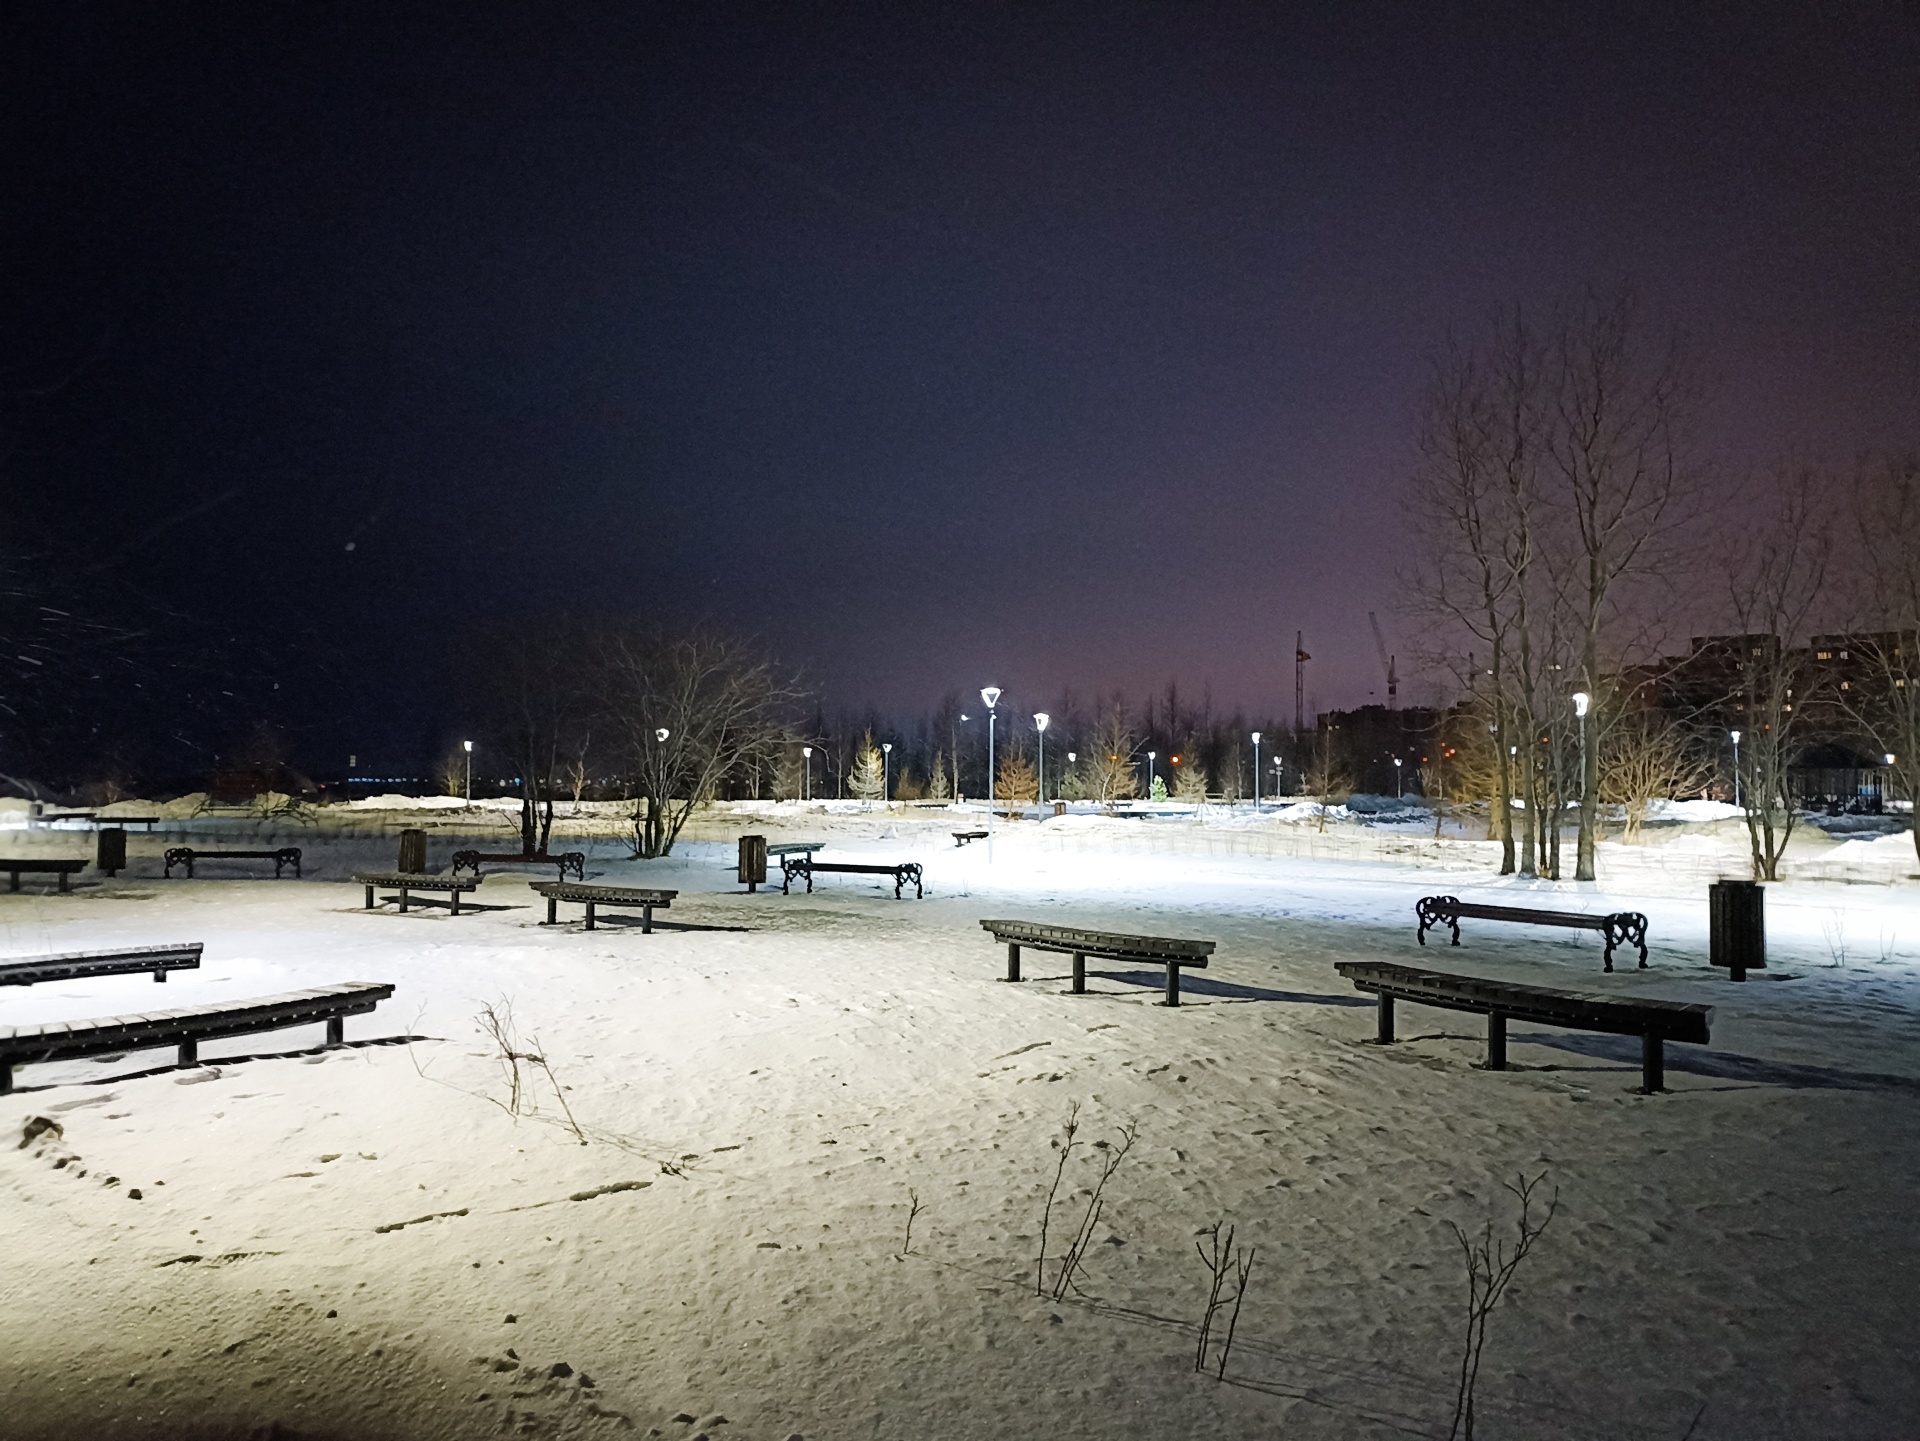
<box><xmin>1368</xmin><ymin>612</ymin><xmax>1397</xmax><ymax>710</ymax></box>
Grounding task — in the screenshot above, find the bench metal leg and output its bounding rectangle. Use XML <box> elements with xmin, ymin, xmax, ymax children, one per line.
<box><xmin>642</xmin><ymin>904</ymin><xmax>652</xmax><ymax>934</ymax></box>
<box><xmin>154</xmin><ymin>970</ymin><xmax>167</xmax><ymax>982</ymax></box>
<box><xmin>59</xmin><ymin>870</ymin><xmax>70</xmax><ymax>893</ymax></box>
<box><xmin>1642</xmin><ymin>1034</ymin><xmax>1665</xmax><ymax>1093</ymax></box>
<box><xmin>1163</xmin><ymin>963</ymin><xmax>1182</xmax><ymax>1007</ymax></box>
<box><xmin>399</xmin><ymin>888</ymin><xmax>410</xmax><ymax>913</ymax></box>
<box><xmin>364</xmin><ymin>884</ymin><xmax>375</xmax><ymax>909</ymax></box>
<box><xmin>586</xmin><ymin>901</ymin><xmax>597</xmax><ymax>930</ymax></box>
<box><xmin>450</xmin><ymin>889</ymin><xmax>460</xmax><ymax>916</ymax></box>
<box><xmin>1485</xmin><ymin>1012</ymin><xmax>1507</xmax><ymax>1070</ymax></box>
<box><xmin>1004</xmin><ymin>943</ymin><xmax>1021</xmax><ymax>982</ymax></box>
<box><xmin>1071</xmin><ymin>953</ymin><xmax>1086</xmax><ymax>994</ymax></box>
<box><xmin>179</xmin><ymin>1039</ymin><xmax>198</xmax><ymax>1068</ymax></box>
<box><xmin>545</xmin><ymin>896</ymin><xmax>557</xmax><ymax>924</ymax></box>
<box><xmin>8</xmin><ymin>872</ymin><xmax>17</xmax><ymax>893</ymax></box>
<box><xmin>0</xmin><ymin>1061</ymin><xmax>12</xmax><ymax>1095</ymax></box>
<box><xmin>326</xmin><ymin>1016</ymin><xmax>344</xmax><ymax>1047</ymax></box>
<box><xmin>1377</xmin><ymin>994</ymin><xmax>1395</xmax><ymax>1043</ymax></box>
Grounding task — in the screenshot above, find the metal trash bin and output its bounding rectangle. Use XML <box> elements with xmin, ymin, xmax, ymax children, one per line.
<box><xmin>1709</xmin><ymin>879</ymin><xmax>1766</xmax><ymax>981</ymax></box>
<box><xmin>96</xmin><ymin>827</ymin><xmax>127</xmax><ymax>876</ymax></box>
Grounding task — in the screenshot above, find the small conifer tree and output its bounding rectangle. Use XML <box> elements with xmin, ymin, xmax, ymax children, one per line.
<box><xmin>997</xmin><ymin>747</ymin><xmax>1039</xmax><ymax>806</ymax></box>
<box><xmin>926</xmin><ymin>749</ymin><xmax>952</xmax><ymax>800</ymax></box>
<box><xmin>1173</xmin><ymin>746</ymin><xmax>1209</xmax><ymax>802</ymax></box>
<box><xmin>850</xmin><ymin>731</ymin><xmax>886</xmax><ymax>802</ymax></box>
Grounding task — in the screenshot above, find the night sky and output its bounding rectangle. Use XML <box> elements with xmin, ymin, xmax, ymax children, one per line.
<box><xmin>5</xmin><ymin>3</ymin><xmax>1918</xmax><ymax>771</ymax></box>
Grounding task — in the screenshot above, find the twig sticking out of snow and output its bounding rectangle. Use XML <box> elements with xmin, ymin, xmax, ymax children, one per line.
<box><xmin>899</xmin><ymin>1188</ymin><xmax>923</xmax><ymax>1258</ymax></box>
<box><xmin>1447</xmin><ymin>1171</ymin><xmax>1558</xmax><ymax>1441</ymax></box>
<box><xmin>475</xmin><ymin>1000</ymin><xmax>588</xmax><ymax>1145</ymax></box>
<box><xmin>1035</xmin><ymin>1103</ymin><xmax>1080</xmax><ymax>1297</ymax></box>
<box><xmin>1048</xmin><ymin>1118</ymin><xmax>1137</xmax><ymax>1303</ymax></box>
<box><xmin>1194</xmin><ymin>1221</ymin><xmax>1257</xmax><ymax>1378</ymax></box>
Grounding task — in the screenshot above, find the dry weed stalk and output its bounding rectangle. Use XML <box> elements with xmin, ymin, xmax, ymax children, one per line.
<box><xmin>1447</xmin><ymin>1171</ymin><xmax>1558</xmax><ymax>1441</ymax></box>
<box><xmin>476</xmin><ymin>1000</ymin><xmax>588</xmax><ymax>1145</ymax></box>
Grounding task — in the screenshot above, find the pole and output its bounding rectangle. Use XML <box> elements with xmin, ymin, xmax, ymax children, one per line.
<box><xmin>1252</xmin><ymin>733</ymin><xmax>1261</xmax><ymax>810</ymax></box>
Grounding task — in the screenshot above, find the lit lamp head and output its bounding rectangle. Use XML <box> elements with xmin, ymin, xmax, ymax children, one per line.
<box><xmin>1886</xmin><ymin>753</ymin><xmax>1897</xmax><ymax>766</ymax></box>
<box><xmin>882</xmin><ymin>742</ymin><xmax>892</xmax><ymax>754</ymax></box>
<box><xmin>1034</xmin><ymin>712</ymin><xmax>1050</xmax><ymax>733</ymax></box>
<box><xmin>1067</xmin><ymin>752</ymin><xmax>1076</xmax><ymax>764</ymax></box>
<box><xmin>463</xmin><ymin>740</ymin><xmax>473</xmax><ymax>753</ymax></box>
<box><xmin>802</xmin><ymin>745</ymin><xmax>813</xmax><ymax>758</ymax></box>
<box><xmin>1572</xmin><ymin>691</ymin><xmax>1591</xmax><ymax>718</ymax></box>
<box><xmin>655</xmin><ymin>728</ymin><xmax>670</xmax><ymax>742</ymax></box>
<box><xmin>1729</xmin><ymin>729</ymin><xmax>1741</xmax><ymax>745</ymax></box>
<box><xmin>980</xmin><ymin>687</ymin><xmax>1001</xmax><ymax>711</ymax></box>
<box><xmin>1251</xmin><ymin>731</ymin><xmax>1261</xmax><ymax>746</ymax></box>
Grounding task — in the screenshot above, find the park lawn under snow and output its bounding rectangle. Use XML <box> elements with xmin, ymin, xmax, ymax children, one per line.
<box><xmin>2</xmin><ymin>808</ymin><xmax>1919</xmax><ymax>1440</ymax></box>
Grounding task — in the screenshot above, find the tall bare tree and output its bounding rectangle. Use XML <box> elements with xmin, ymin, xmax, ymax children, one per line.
<box><xmin>1549</xmin><ymin>292</ymin><xmax>1697</xmax><ymax>880</ymax></box>
<box><xmin>1723</xmin><ymin>474</ymin><xmax>1833</xmax><ymax>880</ymax></box>
<box><xmin>1848</xmin><ymin>454</ymin><xmax>1920</xmax><ymax>867</ymax></box>
<box><xmin>599</xmin><ymin>625</ymin><xmax>798</xmax><ymax>857</ymax></box>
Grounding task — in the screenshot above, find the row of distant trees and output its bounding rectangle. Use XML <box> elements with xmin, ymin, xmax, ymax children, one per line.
<box><xmin>784</xmin><ymin>685</ymin><xmax>1298</xmax><ymax>810</ymax></box>
<box><xmin>1404</xmin><ymin>290</ymin><xmax>1920</xmax><ymax>879</ymax></box>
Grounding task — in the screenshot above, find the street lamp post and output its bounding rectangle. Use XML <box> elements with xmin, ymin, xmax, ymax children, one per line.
<box><xmin>1251</xmin><ymin>731</ymin><xmax>1262</xmax><ymax>809</ymax></box>
<box><xmin>981</xmin><ymin>688</ymin><xmax>1001</xmax><ymax>813</ymax></box>
<box><xmin>1571</xmin><ymin>691</ymin><xmax>1590</xmax><ymax>803</ymax></box>
<box><xmin>881</xmin><ymin>742</ymin><xmax>892</xmax><ymax>802</ymax></box>
<box><xmin>956</xmin><ymin>713</ymin><xmax>968</xmax><ymax>799</ymax></box>
<box><xmin>1729</xmin><ymin>729</ymin><xmax>1742</xmax><ymax>808</ymax></box>
<box><xmin>463</xmin><ymin>740</ymin><xmax>473</xmax><ymax>806</ymax></box>
<box><xmin>1145</xmin><ymin>750</ymin><xmax>1157</xmax><ymax>798</ymax></box>
<box><xmin>1034</xmin><ymin>713</ymin><xmax>1050</xmax><ymax>805</ymax></box>
<box><xmin>1393</xmin><ymin>756</ymin><xmax>1403</xmax><ymax>798</ymax></box>
<box><xmin>802</xmin><ymin>745</ymin><xmax>813</xmax><ymax>802</ymax></box>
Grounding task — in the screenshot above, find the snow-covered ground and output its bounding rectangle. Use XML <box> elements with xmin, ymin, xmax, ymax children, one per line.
<box><xmin>3</xmin><ymin>804</ymin><xmax>1918</xmax><ymax>1439</ymax></box>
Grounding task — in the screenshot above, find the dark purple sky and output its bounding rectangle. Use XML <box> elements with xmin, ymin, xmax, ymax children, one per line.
<box><xmin>6</xmin><ymin>3</ymin><xmax>1917</xmax><ymax>765</ymax></box>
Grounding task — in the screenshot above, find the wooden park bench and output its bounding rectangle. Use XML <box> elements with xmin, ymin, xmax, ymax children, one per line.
<box><xmin>28</xmin><ymin>810</ymin><xmax>98</xmax><ymax>827</ymax></box>
<box><xmin>164</xmin><ymin>846</ymin><xmax>303</xmax><ymax>879</ymax></box>
<box><xmin>449</xmin><ymin>850</ymin><xmax>586</xmax><ymax>881</ymax></box>
<box><xmin>353</xmin><ymin>871</ymin><xmax>481</xmax><ymax>915</ymax></box>
<box><xmin>1416</xmin><ymin>894</ymin><xmax>1650</xmax><ymax>972</ymax></box>
<box><xmin>0</xmin><ymin>943</ymin><xmax>204</xmax><ymax>987</ymax></box>
<box><xmin>0</xmin><ymin>858</ymin><xmax>88</xmax><ymax>893</ymax></box>
<box><xmin>781</xmin><ymin>855</ymin><xmax>923</xmax><ymax>899</ymax></box>
<box><xmin>0</xmin><ymin>982</ymin><xmax>395</xmax><ymax>1094</ymax></box>
<box><xmin>1335</xmin><ymin>960</ymin><xmax>1711</xmax><ymax>1093</ymax></box>
<box><xmin>952</xmin><ymin>830</ymin><xmax>989</xmax><ymax>846</ymax></box>
<box><xmin>766</xmin><ymin>841</ymin><xmax>826</xmax><ymax>861</ymax></box>
<box><xmin>980</xmin><ymin>918</ymin><xmax>1217</xmax><ymax>1006</ymax></box>
<box><xmin>530</xmin><ymin>881</ymin><xmax>677</xmax><ymax>931</ymax></box>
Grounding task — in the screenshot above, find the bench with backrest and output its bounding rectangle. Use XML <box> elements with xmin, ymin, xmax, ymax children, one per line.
<box><xmin>952</xmin><ymin>830</ymin><xmax>989</xmax><ymax>846</ymax></box>
<box><xmin>981</xmin><ymin>918</ymin><xmax>1217</xmax><ymax>1007</ymax></box>
<box><xmin>0</xmin><ymin>981</ymin><xmax>395</xmax><ymax>1094</ymax></box>
<box><xmin>449</xmin><ymin>850</ymin><xmax>586</xmax><ymax>881</ymax></box>
<box><xmin>1416</xmin><ymin>894</ymin><xmax>1649</xmax><ymax>972</ymax></box>
<box><xmin>164</xmin><ymin>847</ymin><xmax>303</xmax><ymax>879</ymax></box>
<box><xmin>0</xmin><ymin>943</ymin><xmax>204</xmax><ymax>987</ymax></box>
<box><xmin>530</xmin><ymin>881</ymin><xmax>677</xmax><ymax>932</ymax></box>
<box><xmin>0</xmin><ymin>858</ymin><xmax>88</xmax><ymax>893</ymax></box>
<box><xmin>781</xmin><ymin>856</ymin><xmax>923</xmax><ymax>899</ymax></box>
<box><xmin>1335</xmin><ymin>960</ymin><xmax>1710</xmax><ymax>1093</ymax></box>
<box><xmin>353</xmin><ymin>871</ymin><xmax>481</xmax><ymax>915</ymax></box>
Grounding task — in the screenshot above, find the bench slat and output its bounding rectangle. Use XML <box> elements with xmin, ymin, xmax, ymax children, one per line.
<box><xmin>529</xmin><ymin>883</ymin><xmax>677</xmax><ymax>903</ymax></box>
